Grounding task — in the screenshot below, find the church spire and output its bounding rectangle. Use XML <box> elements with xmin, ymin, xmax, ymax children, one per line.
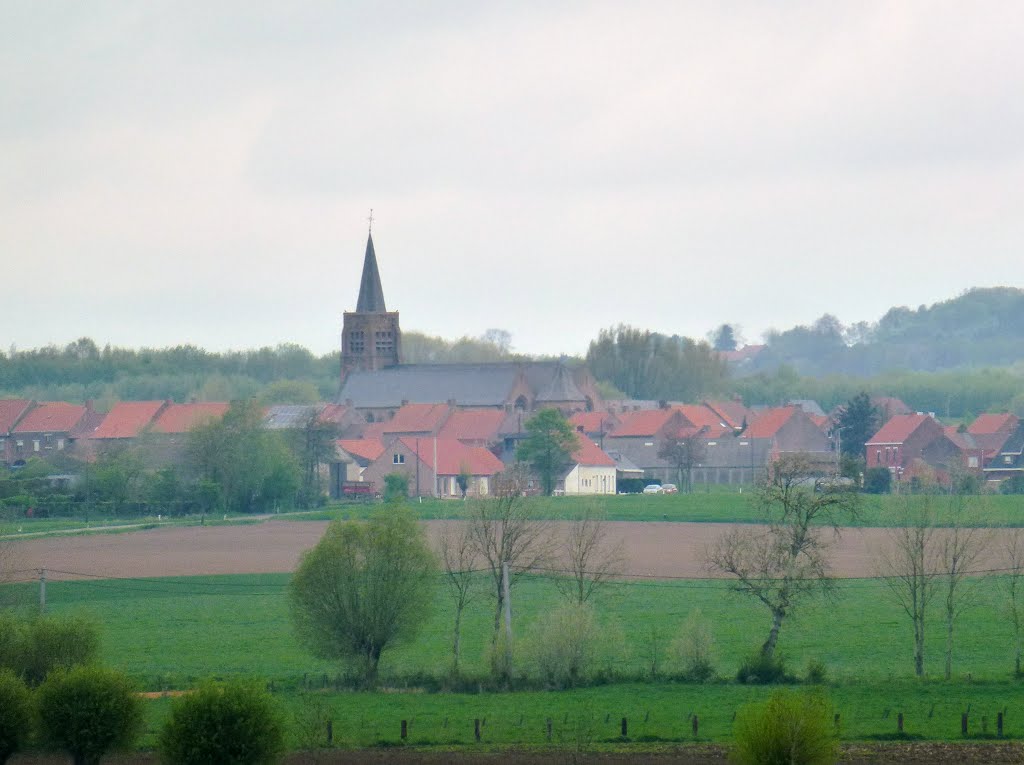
<box><xmin>355</xmin><ymin>232</ymin><xmax>387</xmax><ymax>313</ymax></box>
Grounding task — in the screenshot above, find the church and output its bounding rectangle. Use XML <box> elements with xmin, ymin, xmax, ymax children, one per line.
<box><xmin>337</xmin><ymin>232</ymin><xmax>605</xmax><ymax>422</ymax></box>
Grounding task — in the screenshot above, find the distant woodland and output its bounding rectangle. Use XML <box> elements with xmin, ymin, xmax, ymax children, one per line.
<box><xmin>2</xmin><ymin>288</ymin><xmax>1022</xmax><ymax>418</ymax></box>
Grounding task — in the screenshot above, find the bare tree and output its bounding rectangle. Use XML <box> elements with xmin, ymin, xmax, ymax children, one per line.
<box><xmin>658</xmin><ymin>431</ymin><xmax>707</xmax><ymax>493</ymax></box>
<box><xmin>707</xmin><ymin>452</ymin><xmax>859</xmax><ymax>658</ymax></box>
<box><xmin>996</xmin><ymin>528</ymin><xmax>1024</xmax><ymax>676</ymax></box>
<box><xmin>438</xmin><ymin>522</ymin><xmax>481</xmax><ymax>675</ymax></box>
<box><xmin>876</xmin><ymin>497</ymin><xmax>941</xmax><ymax>678</ymax></box>
<box><xmin>938</xmin><ymin>495</ymin><xmax>988</xmax><ymax>680</ymax></box>
<box><xmin>556</xmin><ymin>505</ymin><xmax>626</xmax><ymax>605</ymax></box>
<box><xmin>466</xmin><ymin>467</ymin><xmax>554</xmax><ymax>667</ymax></box>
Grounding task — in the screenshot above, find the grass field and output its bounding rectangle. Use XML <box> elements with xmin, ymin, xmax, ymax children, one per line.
<box><xmin>5</xmin><ymin>567</ymin><xmax>1024</xmax><ymax>745</ymax></box>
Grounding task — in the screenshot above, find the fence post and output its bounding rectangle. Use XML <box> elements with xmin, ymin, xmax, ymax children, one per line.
<box><xmin>961</xmin><ymin>712</ymin><xmax>968</xmax><ymax>736</ymax></box>
<box><xmin>546</xmin><ymin>718</ymin><xmax>552</xmax><ymax>741</ymax></box>
<box><xmin>621</xmin><ymin>717</ymin><xmax>628</xmax><ymax>737</ymax></box>
<box><xmin>326</xmin><ymin>721</ymin><xmax>333</xmax><ymax>745</ymax></box>
<box><xmin>998</xmin><ymin>712</ymin><xmax>1004</xmax><ymax>737</ymax></box>
<box><xmin>897</xmin><ymin>713</ymin><xmax>903</xmax><ymax>733</ymax></box>
<box><xmin>475</xmin><ymin>718</ymin><xmax>481</xmax><ymax>742</ymax></box>
<box><xmin>692</xmin><ymin>715</ymin><xmax>699</xmax><ymax>737</ymax></box>
<box><xmin>834</xmin><ymin>712</ymin><xmax>840</xmax><ymax>731</ymax></box>
<box><xmin>401</xmin><ymin>720</ymin><xmax>407</xmax><ymax>740</ymax></box>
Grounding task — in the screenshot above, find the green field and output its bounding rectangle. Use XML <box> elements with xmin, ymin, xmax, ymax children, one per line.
<box><xmin>5</xmin><ymin>568</ymin><xmax>1024</xmax><ymax>745</ymax></box>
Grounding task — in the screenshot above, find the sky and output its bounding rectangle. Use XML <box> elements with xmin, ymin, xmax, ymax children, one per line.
<box><xmin>2</xmin><ymin>1</ymin><xmax>1022</xmax><ymax>358</ymax></box>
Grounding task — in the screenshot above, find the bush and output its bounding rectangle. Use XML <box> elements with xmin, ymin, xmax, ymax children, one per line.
<box><xmin>159</xmin><ymin>680</ymin><xmax>285</xmax><ymax>765</ymax></box>
<box><xmin>530</xmin><ymin>604</ymin><xmax>599</xmax><ymax>688</ymax></box>
<box><xmin>36</xmin><ymin>665</ymin><xmax>143</xmax><ymax>765</ymax></box>
<box><xmin>736</xmin><ymin>652</ymin><xmax>792</xmax><ymax>684</ymax></box>
<box><xmin>0</xmin><ymin>670</ymin><xmax>32</xmax><ymax>764</ymax></box>
<box><xmin>805</xmin><ymin>659</ymin><xmax>828</xmax><ymax>685</ymax></box>
<box><xmin>671</xmin><ymin>609</ymin><xmax>716</xmax><ymax>682</ymax></box>
<box><xmin>862</xmin><ymin>467</ymin><xmax>891</xmax><ymax>495</ymax></box>
<box><xmin>732</xmin><ymin>689</ymin><xmax>838</xmax><ymax>765</ymax></box>
<box><xmin>382</xmin><ymin>472</ymin><xmax>409</xmax><ymax>502</ymax></box>
<box><xmin>0</xmin><ymin>613</ymin><xmax>99</xmax><ymax>686</ymax></box>
<box><xmin>1001</xmin><ymin>475</ymin><xmax>1024</xmax><ymax>495</ymax></box>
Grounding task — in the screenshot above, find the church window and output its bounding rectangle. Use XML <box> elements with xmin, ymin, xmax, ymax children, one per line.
<box><xmin>375</xmin><ymin>330</ymin><xmax>394</xmax><ymax>354</ymax></box>
<box><xmin>350</xmin><ymin>331</ymin><xmax>365</xmax><ymax>354</ymax></box>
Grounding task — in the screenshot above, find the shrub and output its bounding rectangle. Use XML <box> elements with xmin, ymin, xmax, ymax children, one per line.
<box><xmin>805</xmin><ymin>659</ymin><xmax>828</xmax><ymax>685</ymax></box>
<box><xmin>732</xmin><ymin>689</ymin><xmax>838</xmax><ymax>765</ymax></box>
<box><xmin>736</xmin><ymin>652</ymin><xmax>792</xmax><ymax>685</ymax></box>
<box><xmin>382</xmin><ymin>472</ymin><xmax>409</xmax><ymax>502</ymax></box>
<box><xmin>1001</xmin><ymin>475</ymin><xmax>1024</xmax><ymax>495</ymax></box>
<box><xmin>0</xmin><ymin>614</ymin><xmax>99</xmax><ymax>686</ymax></box>
<box><xmin>0</xmin><ymin>670</ymin><xmax>32</xmax><ymax>764</ymax></box>
<box><xmin>862</xmin><ymin>467</ymin><xmax>891</xmax><ymax>495</ymax></box>
<box><xmin>159</xmin><ymin>680</ymin><xmax>285</xmax><ymax>765</ymax></box>
<box><xmin>530</xmin><ymin>604</ymin><xmax>599</xmax><ymax>689</ymax></box>
<box><xmin>671</xmin><ymin>609</ymin><xmax>716</xmax><ymax>682</ymax></box>
<box><xmin>36</xmin><ymin>665</ymin><xmax>143</xmax><ymax>765</ymax></box>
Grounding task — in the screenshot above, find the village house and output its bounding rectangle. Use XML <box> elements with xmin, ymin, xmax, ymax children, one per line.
<box><xmin>10</xmin><ymin>401</ymin><xmax>101</xmax><ymax>461</ymax></box>
<box><xmin>361</xmin><ymin>436</ymin><xmax>505</xmax><ymax>498</ymax></box>
<box><xmin>559</xmin><ymin>438</ymin><xmax>617</xmax><ymax>495</ymax></box>
<box><xmin>865</xmin><ymin>413</ymin><xmax>946</xmax><ymax>478</ymax></box>
<box><xmin>0</xmin><ymin>399</ymin><xmax>34</xmax><ymax>464</ymax></box>
<box><xmin>983</xmin><ymin>421</ymin><xmax>1024</xmax><ymax>485</ymax></box>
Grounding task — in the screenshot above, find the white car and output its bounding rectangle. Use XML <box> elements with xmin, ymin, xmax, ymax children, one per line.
<box><xmin>642</xmin><ymin>484</ymin><xmax>663</xmax><ymax>494</ymax></box>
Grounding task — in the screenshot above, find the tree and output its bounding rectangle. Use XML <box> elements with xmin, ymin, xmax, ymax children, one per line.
<box><xmin>516</xmin><ymin>409</ymin><xmax>579</xmax><ymax>496</ymax></box>
<box><xmin>466</xmin><ymin>467</ymin><xmax>554</xmax><ymax>673</ymax></box>
<box><xmin>36</xmin><ymin>666</ymin><xmax>143</xmax><ymax>765</ymax></box>
<box><xmin>732</xmin><ymin>690</ymin><xmax>838</xmax><ymax>765</ymax></box>
<box><xmin>438</xmin><ymin>523</ymin><xmax>481</xmax><ymax>675</ymax></box>
<box><xmin>289</xmin><ymin>511</ymin><xmax>435</xmax><ymax>684</ymax></box>
<box><xmin>833</xmin><ymin>392</ymin><xmax>879</xmax><ymax>459</ymax></box>
<box><xmin>159</xmin><ymin>680</ymin><xmax>285</xmax><ymax>765</ymax></box>
<box><xmin>997</xmin><ymin>529</ymin><xmax>1024</xmax><ymax>675</ymax></box>
<box><xmin>0</xmin><ymin>670</ymin><xmax>32</xmax><ymax>765</ymax></box>
<box><xmin>863</xmin><ymin>467</ymin><xmax>892</xmax><ymax>494</ymax></box>
<box><xmin>707</xmin><ymin>453</ymin><xmax>860</xmax><ymax>658</ymax></box>
<box><xmin>658</xmin><ymin>432</ymin><xmax>707</xmax><ymax>493</ymax></box>
<box><xmin>188</xmin><ymin>399</ymin><xmax>299</xmax><ymax>514</ymax></box>
<box><xmin>291</xmin><ymin>409</ymin><xmax>341</xmax><ymax>508</ymax></box>
<box><xmin>710</xmin><ymin>323</ymin><xmax>739</xmax><ymax>352</ymax></box>
<box><xmin>938</xmin><ymin>496</ymin><xmax>988</xmax><ymax>679</ymax></box>
<box><xmin>876</xmin><ymin>497</ymin><xmax>940</xmax><ymax>677</ymax></box>
<box><xmin>556</xmin><ymin>505</ymin><xmax>625</xmax><ymax>605</ymax></box>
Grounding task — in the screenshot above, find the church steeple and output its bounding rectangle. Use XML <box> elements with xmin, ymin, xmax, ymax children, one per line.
<box><xmin>355</xmin><ymin>233</ymin><xmax>387</xmax><ymax>313</ymax></box>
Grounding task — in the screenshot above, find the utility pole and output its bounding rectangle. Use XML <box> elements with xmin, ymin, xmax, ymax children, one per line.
<box><xmin>38</xmin><ymin>568</ymin><xmax>46</xmax><ymax>614</ymax></box>
<box><xmin>501</xmin><ymin>561</ymin><xmax>513</xmax><ymax>667</ymax></box>
<box><xmin>433</xmin><ymin>437</ymin><xmax>438</xmax><ymax>498</ymax></box>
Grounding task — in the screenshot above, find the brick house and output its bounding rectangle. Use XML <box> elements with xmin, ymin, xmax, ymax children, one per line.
<box><xmin>865</xmin><ymin>413</ymin><xmax>945</xmax><ymax>477</ymax></box>
<box><xmin>744</xmin><ymin>406</ymin><xmax>832</xmax><ymax>456</ymax></box>
<box><xmin>0</xmin><ymin>399</ymin><xmax>34</xmax><ymax>464</ymax></box>
<box><xmin>967</xmin><ymin>413</ymin><xmax>1020</xmax><ymax>460</ymax></box>
<box><xmin>362</xmin><ymin>436</ymin><xmax>505</xmax><ymax>498</ymax></box>
<box><xmin>983</xmin><ymin>422</ymin><xmax>1024</xmax><ymax>485</ymax></box>
<box><xmin>10</xmin><ymin>402</ymin><xmax>99</xmax><ymax>461</ymax></box>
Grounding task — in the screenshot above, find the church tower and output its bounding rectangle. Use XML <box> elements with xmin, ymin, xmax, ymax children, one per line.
<box><xmin>340</xmin><ymin>230</ymin><xmax>401</xmax><ymax>382</ymax></box>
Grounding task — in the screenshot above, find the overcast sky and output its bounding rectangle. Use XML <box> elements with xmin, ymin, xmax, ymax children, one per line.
<box><xmin>2</xmin><ymin>1</ymin><xmax>1022</xmax><ymax>358</ymax></box>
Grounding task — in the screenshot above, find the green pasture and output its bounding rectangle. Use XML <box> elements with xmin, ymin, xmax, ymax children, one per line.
<box><xmin>5</xmin><ymin>570</ymin><xmax>1024</xmax><ymax>744</ymax></box>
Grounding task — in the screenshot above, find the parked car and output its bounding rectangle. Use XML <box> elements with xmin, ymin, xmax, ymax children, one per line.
<box><xmin>642</xmin><ymin>484</ymin><xmax>663</xmax><ymax>494</ymax></box>
<box><xmin>661</xmin><ymin>483</ymin><xmax>678</xmax><ymax>494</ymax></box>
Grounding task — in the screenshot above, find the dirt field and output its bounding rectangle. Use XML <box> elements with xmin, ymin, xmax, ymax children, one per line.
<box><xmin>9</xmin><ymin>520</ymin><xmax>913</xmax><ymax>581</ymax></box>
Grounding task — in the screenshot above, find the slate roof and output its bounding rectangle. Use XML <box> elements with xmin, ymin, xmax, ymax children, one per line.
<box><xmin>13</xmin><ymin>402</ymin><xmax>87</xmax><ymax>434</ymax></box>
<box><xmin>535</xmin><ymin>363</ymin><xmax>586</xmax><ymax>403</ymax></box>
<box><xmin>0</xmin><ymin>399</ymin><xmax>33</xmax><ymax>434</ymax></box>
<box><xmin>398</xmin><ymin>437</ymin><xmax>504</xmax><ymax>476</ymax></box>
<box><xmin>438</xmin><ymin>409</ymin><xmax>505</xmax><ymax>442</ymax></box>
<box><xmin>787</xmin><ymin>399</ymin><xmax>826</xmax><ymax>417</ymax></box>
<box><xmin>340</xmin><ymin>364</ymin><xmax>521</xmax><ymax>408</ymax></box>
<box><xmin>866</xmin><ymin>414</ymin><xmax>934</xmax><ymax>445</ymax></box>
<box><xmin>355</xmin><ymin>233</ymin><xmax>387</xmax><ymax>313</ymax></box>
<box><xmin>264</xmin><ymin>405</ymin><xmax>320</xmax><ymax>430</ymax></box>
<box><xmin>151</xmin><ymin>403</ymin><xmax>230</xmax><ymax>434</ymax></box>
<box><xmin>90</xmin><ymin>401</ymin><xmax>166</xmax><ymax>439</ymax></box>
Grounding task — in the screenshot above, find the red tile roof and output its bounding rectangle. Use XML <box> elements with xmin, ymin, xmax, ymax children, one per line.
<box><xmin>0</xmin><ymin>399</ymin><xmax>33</xmax><ymax>433</ymax></box>
<box><xmin>13</xmin><ymin>402</ymin><xmax>86</xmax><ymax>434</ymax></box>
<box><xmin>968</xmin><ymin>413</ymin><xmax>1019</xmax><ymax>435</ymax></box>
<box><xmin>675</xmin><ymin>405</ymin><xmax>732</xmax><ymax>436</ymax></box>
<box><xmin>569</xmin><ymin>411</ymin><xmax>619</xmax><ymax>434</ymax></box>
<box><xmin>745</xmin><ymin>407</ymin><xmax>798</xmax><ymax>439</ymax></box>
<box><xmin>609</xmin><ymin>409</ymin><xmax>678</xmax><ymax>437</ymax></box>
<box><xmin>90</xmin><ymin>401</ymin><xmax>167</xmax><ymax>439</ymax></box>
<box><xmin>380</xmin><ymin>403</ymin><xmax>451</xmax><ymax>434</ymax></box>
<box><xmin>337</xmin><ymin>438</ymin><xmax>385</xmax><ymax>462</ymax></box>
<box><xmin>867</xmin><ymin>414</ymin><xmax>933</xmax><ymax>445</ymax></box>
<box><xmin>572</xmin><ymin>438</ymin><xmax>615</xmax><ymax>467</ymax></box>
<box><xmin>809</xmin><ymin>414</ymin><xmax>830</xmax><ymax>431</ymax></box>
<box><xmin>399</xmin><ymin>437</ymin><xmax>504</xmax><ymax>476</ymax></box>
<box><xmin>703</xmin><ymin>399</ymin><xmax>751</xmax><ymax>429</ymax></box>
<box><xmin>318</xmin><ymin>404</ymin><xmax>351</xmax><ymax>425</ymax></box>
<box><xmin>437</xmin><ymin>409</ymin><xmax>505</xmax><ymax>442</ymax></box>
<box><xmin>151</xmin><ymin>403</ymin><xmax>230</xmax><ymax>434</ymax></box>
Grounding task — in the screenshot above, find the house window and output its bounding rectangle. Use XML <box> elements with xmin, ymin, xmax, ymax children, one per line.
<box><xmin>57</xmin><ymin>439</ymin><xmax>65</xmax><ymax>450</ymax></box>
<box><xmin>1006</xmin><ymin>456</ymin><xmax>1014</xmax><ymax>465</ymax></box>
<box><xmin>875</xmin><ymin>449</ymin><xmax>881</xmax><ymax>465</ymax></box>
<box><xmin>33</xmin><ymin>440</ymin><xmax>40</xmax><ymax>452</ymax></box>
<box><xmin>350</xmin><ymin>331</ymin><xmax>365</xmax><ymax>354</ymax></box>
<box><xmin>968</xmin><ymin>456</ymin><xmax>979</xmax><ymax>468</ymax></box>
<box><xmin>392</xmin><ymin>453</ymin><xmax>405</xmax><ymax>465</ymax></box>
